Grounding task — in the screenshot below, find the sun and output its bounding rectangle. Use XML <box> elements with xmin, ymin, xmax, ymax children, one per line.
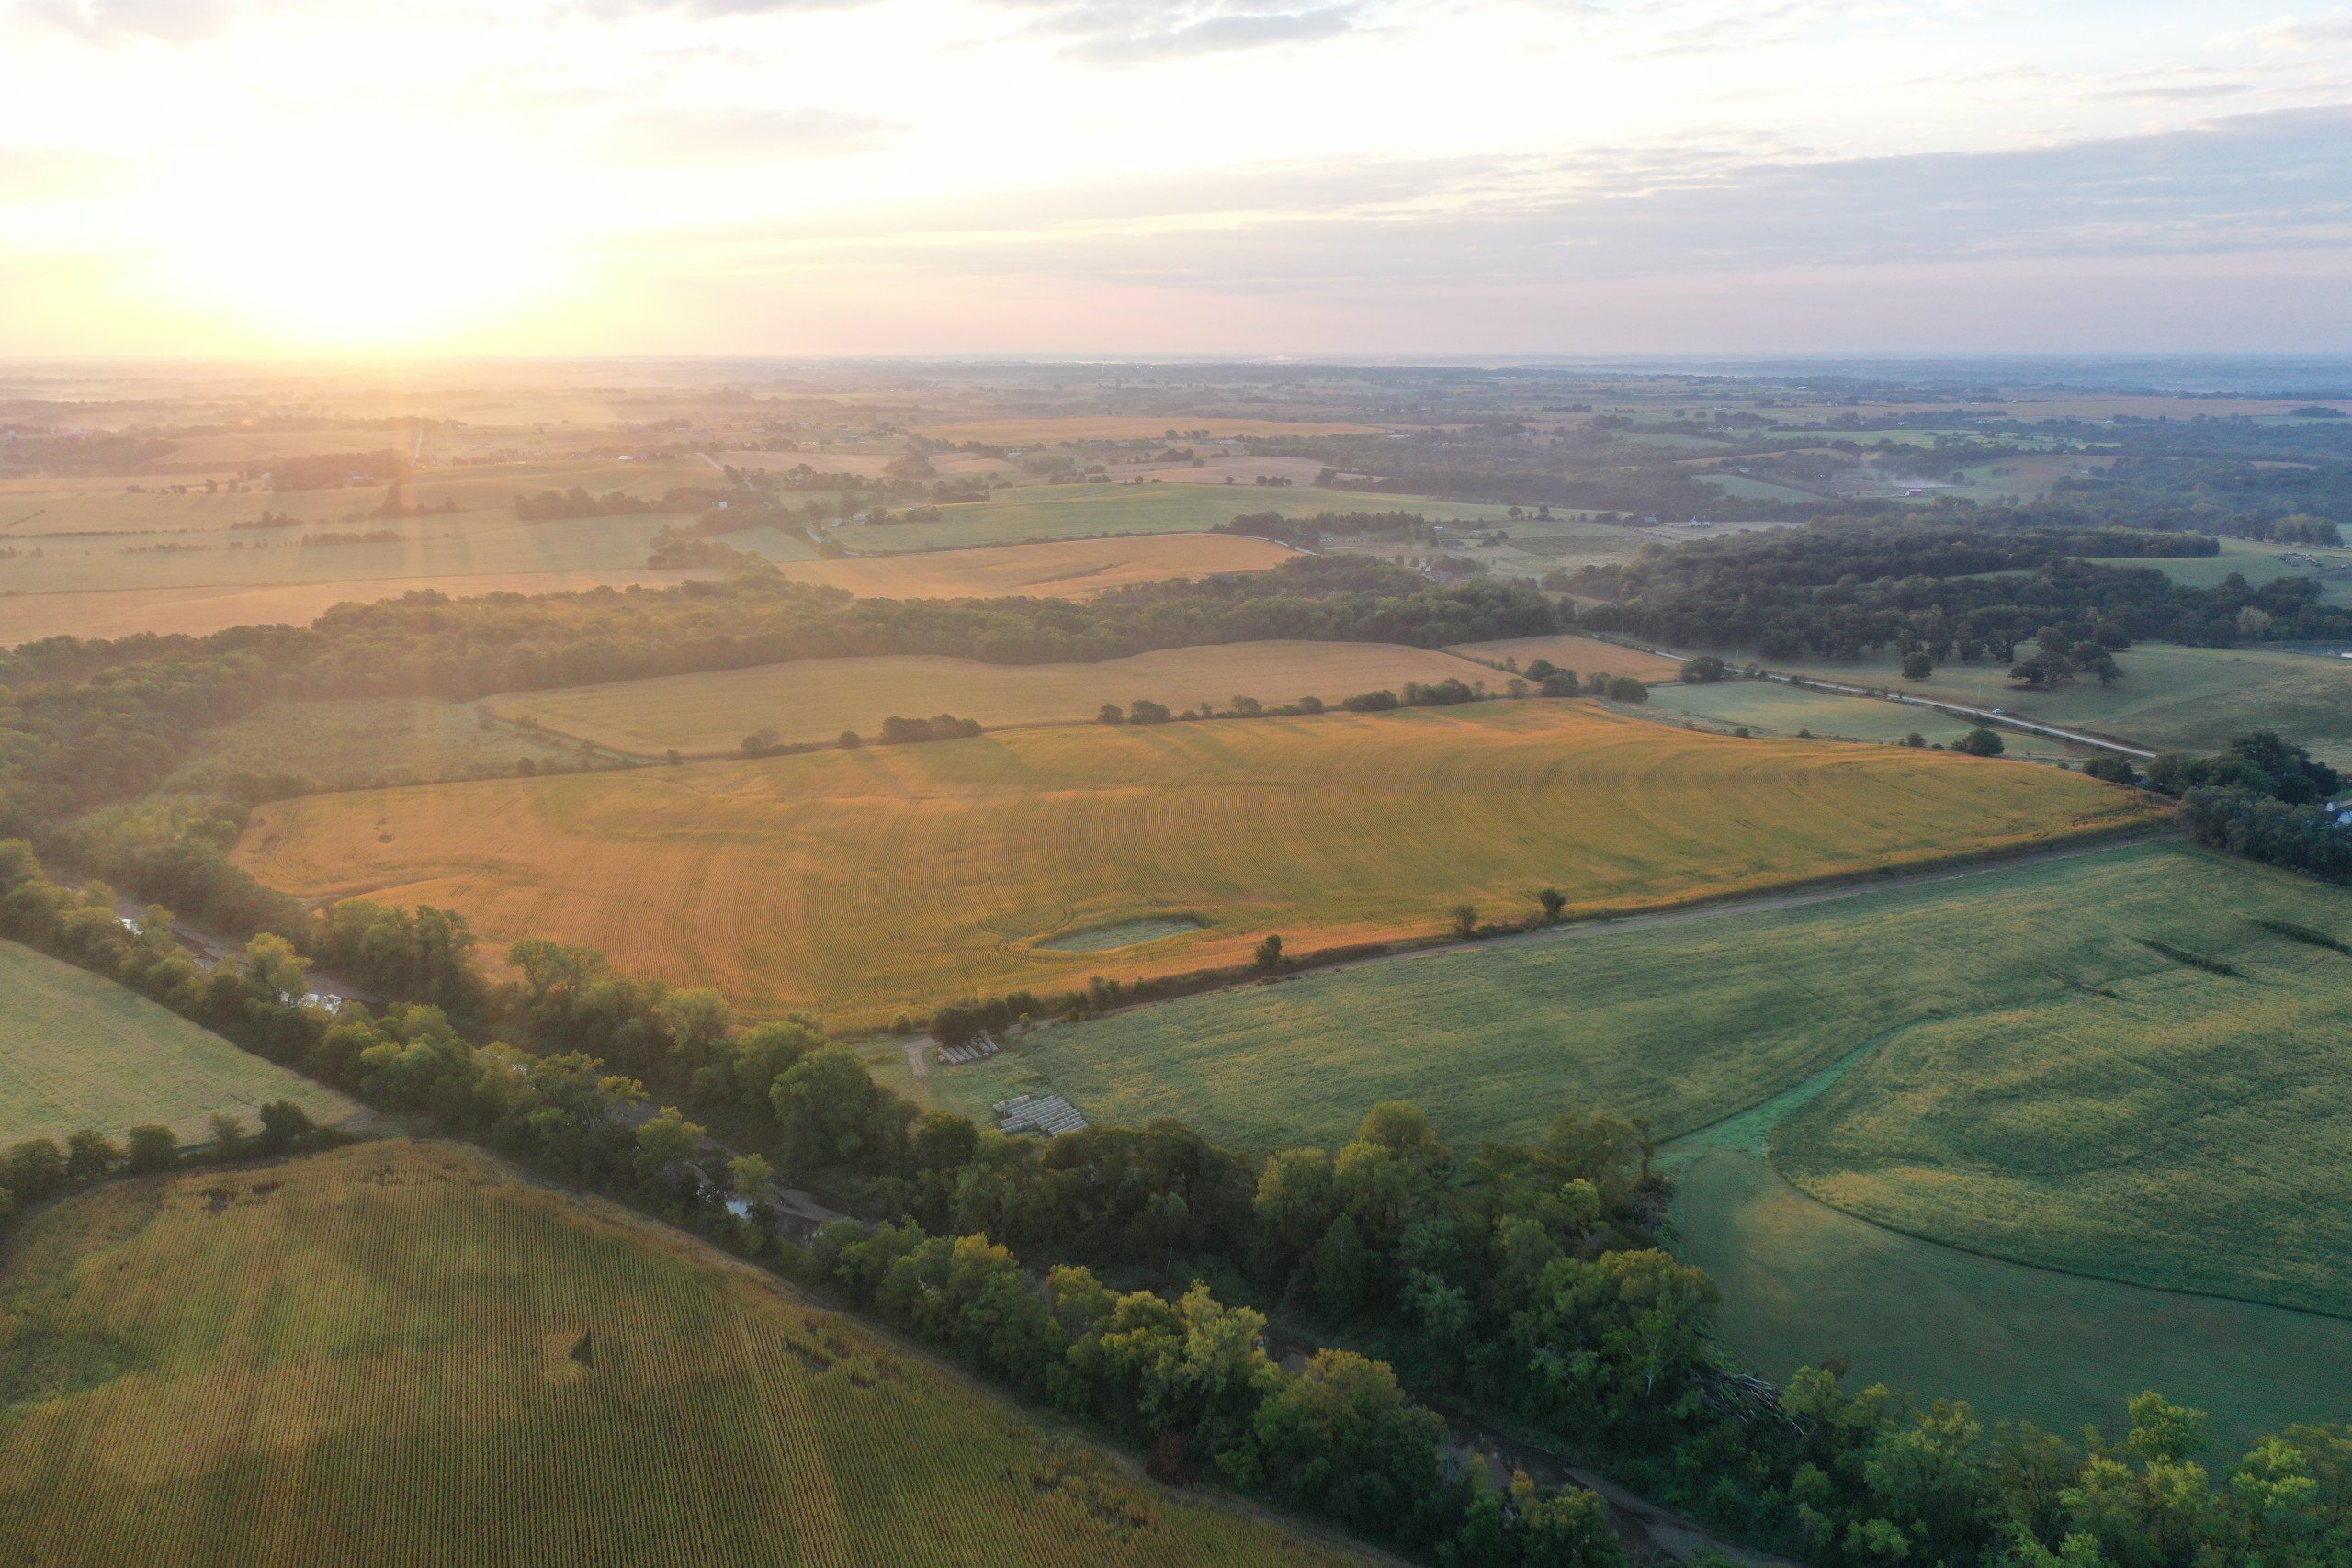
<box><xmin>148</xmin><ymin>135</ymin><xmax>569</xmax><ymax>349</ymax></box>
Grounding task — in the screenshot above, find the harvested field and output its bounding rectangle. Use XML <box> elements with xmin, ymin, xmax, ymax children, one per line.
<box><xmin>234</xmin><ymin>702</ymin><xmax>2154</xmax><ymax>1025</ymax></box>
<box><xmin>1442</xmin><ymin>633</ymin><xmax>1684</xmax><ymax>683</ymax></box>
<box><xmin>0</xmin><ymin>1140</ymin><xmax>1359</xmax><ymax>1568</ymax></box>
<box><xmin>776</xmin><ymin>533</ymin><xmax>1292</xmax><ymax>600</ymax></box>
<box><xmin>485</xmin><ymin>640</ymin><xmax>1492</xmax><ymax>756</ymax></box>
<box><xmin>0</xmin><ymin>938</ymin><xmax>359</xmax><ymax>1146</ymax></box>
<box><xmin>1</xmin><ymin>568</ymin><xmax>720</xmax><ymax>647</ymax></box>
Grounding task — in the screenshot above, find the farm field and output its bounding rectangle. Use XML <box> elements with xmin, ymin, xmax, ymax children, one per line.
<box><xmin>0</xmin><ymin>457</ymin><xmax>715</xmax><ymax>538</ymax></box>
<box><xmin>1758</xmin><ymin>641</ymin><xmax>2352</xmax><ymax>763</ymax></box>
<box><xmin>1643</xmin><ymin>680</ymin><xmax>2094</xmax><ymax>761</ymax></box>
<box><xmin>0</xmin><ymin>512</ymin><xmax>684</xmax><ymax>597</ymax></box>
<box><xmin>2083</xmin><ymin>536</ymin><xmax>2352</xmax><ymax>597</ymax></box>
<box><xmin>832</xmin><ymin>485</ymin><xmax>1513</xmax><ymax>553</ymax></box>
<box><xmin>0</xmin><ymin>567</ymin><xmax>722</xmax><ymax>647</ymax></box>
<box><xmin>771</xmin><ymin>533</ymin><xmax>1293</xmax><ymax>601</ymax></box>
<box><xmin>487</xmin><ymin>640</ymin><xmax>1498</xmax><ymax>756</ymax></box>
<box><xmin>908</xmin><ymin>416</ymin><xmax>1386</xmax><ymax>443</ymax></box>
<box><xmin>231</xmin><ymin>702</ymin><xmax>2149</xmax><ymax>1025</ymax></box>
<box><xmin>168</xmin><ymin>699</ymin><xmax>593</xmax><ymax>792</ymax></box>
<box><xmin>0</xmin><ymin>1140</ymin><xmax>1360</xmax><ymax>1568</ymax></box>
<box><xmin>1674</xmin><ymin>1148</ymin><xmax>2352</xmax><ymax>1449</ymax></box>
<box><xmin>0</xmin><ymin>938</ymin><xmax>359</xmax><ymax>1145</ymax></box>
<box><xmin>926</xmin><ymin>840</ymin><xmax>2352</xmax><ymax>1423</ymax></box>
<box><xmin>1442</xmin><ymin>633</ymin><xmax>1684</xmax><ymax>683</ymax></box>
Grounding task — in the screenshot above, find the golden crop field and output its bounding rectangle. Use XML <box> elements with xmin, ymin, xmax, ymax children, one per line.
<box><xmin>1442</xmin><ymin>633</ymin><xmax>1687</xmax><ymax>683</ymax></box>
<box><xmin>234</xmin><ymin>702</ymin><xmax>2157</xmax><ymax>1025</ymax></box>
<box><xmin>485</xmin><ymin>640</ymin><xmax>1498</xmax><ymax>756</ymax></box>
<box><xmin>908</xmin><ymin>417</ymin><xmax>1386</xmax><ymax>444</ymax></box>
<box><xmin>776</xmin><ymin>533</ymin><xmax>1293</xmax><ymax>600</ymax></box>
<box><xmin>0</xmin><ymin>1141</ymin><xmax>1360</xmax><ymax>1568</ymax></box>
<box><xmin>0</xmin><ymin>568</ymin><xmax>719</xmax><ymax>647</ymax></box>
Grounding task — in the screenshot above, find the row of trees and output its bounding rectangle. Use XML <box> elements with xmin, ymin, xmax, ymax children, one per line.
<box><xmin>5</xmin><ymin>834</ymin><xmax>2350</xmax><ymax>1566</ymax></box>
<box><xmin>1568</xmin><ymin>523</ymin><xmax>2351</xmax><ymax>663</ymax></box>
<box><xmin>0</xmin><ymin>555</ymin><xmax>1561</xmax><ymax>845</ymax></box>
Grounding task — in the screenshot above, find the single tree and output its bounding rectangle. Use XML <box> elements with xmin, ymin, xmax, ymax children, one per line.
<box><xmin>1901</xmin><ymin>650</ymin><xmax>1934</xmax><ymax>681</ymax></box>
<box><xmin>64</xmin><ymin>1129</ymin><xmax>120</xmax><ymax>1183</ymax></box>
<box><xmin>1955</xmin><ymin>728</ymin><xmax>2006</xmax><ymax>757</ymax></box>
<box><xmin>1449</xmin><ymin>903</ymin><xmax>1479</xmax><ymax>939</ymax></box>
<box><xmin>124</xmin><ymin>1125</ymin><xmax>178</xmax><ymax>1174</ymax></box>
<box><xmin>1097</xmin><ymin>703</ymin><xmax>1125</xmax><ymax>724</ymax></box>
<box><xmin>1253</xmin><ymin>933</ymin><xmax>1283</xmax><ymax>971</ymax></box>
<box><xmin>1537</xmin><ymin>887</ymin><xmax>1566</xmax><ymax>922</ymax></box>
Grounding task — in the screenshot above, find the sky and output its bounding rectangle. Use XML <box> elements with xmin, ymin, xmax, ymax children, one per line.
<box><xmin>0</xmin><ymin>0</ymin><xmax>2347</xmax><ymax>356</ymax></box>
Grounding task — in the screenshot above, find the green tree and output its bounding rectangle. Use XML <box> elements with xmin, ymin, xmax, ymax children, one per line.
<box><xmin>1901</xmin><ymin>650</ymin><xmax>1934</xmax><ymax>680</ymax></box>
<box><xmin>64</xmin><ymin>1129</ymin><xmax>120</xmax><ymax>1182</ymax></box>
<box><xmin>1538</xmin><ymin>886</ymin><xmax>1566</xmax><ymax>922</ymax></box>
<box><xmin>1955</xmin><ymin>728</ymin><xmax>2006</xmax><ymax>757</ymax></box>
<box><xmin>1449</xmin><ymin>903</ymin><xmax>1479</xmax><ymax>939</ymax></box>
<box><xmin>124</xmin><ymin>1124</ymin><xmax>178</xmax><ymax>1174</ymax></box>
<box><xmin>1097</xmin><ymin>703</ymin><xmax>1125</xmax><ymax>724</ymax></box>
<box><xmin>242</xmin><ymin>931</ymin><xmax>307</xmax><ymax>1000</ymax></box>
<box><xmin>208</xmin><ymin>1111</ymin><xmax>247</xmax><ymax>1156</ymax></box>
<box><xmin>1253</xmin><ymin>933</ymin><xmax>1283</xmax><ymax>970</ymax></box>
<box><xmin>632</xmin><ymin>1105</ymin><xmax>706</xmax><ymax>1183</ymax></box>
<box><xmin>256</xmin><ymin>1100</ymin><xmax>311</xmax><ymax>1154</ymax></box>
<box><xmin>770</xmin><ymin>1047</ymin><xmax>914</xmax><ymax>1173</ymax></box>
<box><xmin>1605</xmin><ymin>676</ymin><xmax>1649</xmax><ymax>705</ymax></box>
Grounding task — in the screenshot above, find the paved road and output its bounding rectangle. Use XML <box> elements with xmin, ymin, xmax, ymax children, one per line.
<box><xmin>1600</xmin><ymin>636</ymin><xmax>2157</xmax><ymax>758</ymax></box>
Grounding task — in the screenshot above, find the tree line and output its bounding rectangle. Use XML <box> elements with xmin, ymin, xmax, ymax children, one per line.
<box><xmin>1569</xmin><ymin>522</ymin><xmax>2352</xmax><ymax>663</ymax></box>
<box><xmin>0</xmin><ymin>836</ymin><xmax>2346</xmax><ymax>1567</ymax></box>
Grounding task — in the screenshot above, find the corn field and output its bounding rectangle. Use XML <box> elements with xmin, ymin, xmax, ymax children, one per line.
<box><xmin>0</xmin><ymin>1141</ymin><xmax>1356</xmax><ymax>1567</ymax></box>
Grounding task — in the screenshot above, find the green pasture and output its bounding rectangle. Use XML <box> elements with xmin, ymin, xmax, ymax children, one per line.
<box><xmin>834</xmin><ymin>484</ymin><xmax>1515</xmax><ymax>553</ymax></box>
<box><xmin>1673</xmin><ymin>1148</ymin><xmax>2352</xmax><ymax>1449</ymax></box>
<box><xmin>1698</xmin><ymin>474</ymin><xmax>1822</xmax><ymax>505</ymax></box>
<box><xmin>1641</xmin><ymin>679</ymin><xmax>2092</xmax><ymax>761</ymax></box>
<box><xmin>923</xmin><ymin>838</ymin><xmax>2352</xmax><ymax>1431</ymax></box>
<box><xmin>2085</xmin><ymin>536</ymin><xmax>2352</xmax><ymax>603</ymax></box>
<box><xmin>927</xmin><ymin>840</ymin><xmax>2352</xmax><ymax>1309</ymax></box>
<box><xmin>0</xmin><ymin>938</ymin><xmax>359</xmax><ymax>1146</ymax></box>
<box><xmin>1758</xmin><ymin>642</ymin><xmax>2352</xmax><ymax>764</ymax></box>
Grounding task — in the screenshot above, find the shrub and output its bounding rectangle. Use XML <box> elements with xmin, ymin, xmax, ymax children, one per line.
<box><xmin>1954</xmin><ymin>728</ymin><xmax>2006</xmax><ymax>757</ymax></box>
<box><xmin>1680</xmin><ymin>656</ymin><xmax>1728</xmax><ymax>683</ymax></box>
<box><xmin>1341</xmin><ymin>689</ymin><xmax>1399</xmax><ymax>712</ymax></box>
<box><xmin>1606</xmin><ymin>676</ymin><xmax>1649</xmax><ymax>705</ymax></box>
<box><xmin>124</xmin><ymin>1125</ymin><xmax>178</xmax><ymax>1174</ymax></box>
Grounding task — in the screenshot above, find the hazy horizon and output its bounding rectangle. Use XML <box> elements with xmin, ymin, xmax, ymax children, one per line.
<box><xmin>2</xmin><ymin>1</ymin><xmax>2347</xmax><ymax>357</ymax></box>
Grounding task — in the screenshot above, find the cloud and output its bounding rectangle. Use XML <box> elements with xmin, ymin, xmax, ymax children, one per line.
<box><xmin>607</xmin><ymin>107</ymin><xmax>904</xmax><ymax>163</ymax></box>
<box><xmin>631</xmin><ymin>102</ymin><xmax>2352</xmax><ymax>303</ymax></box>
<box><xmin>993</xmin><ymin>1</ymin><xmax>1362</xmax><ymax>63</ymax></box>
<box><xmin>2220</xmin><ymin>7</ymin><xmax>2352</xmax><ymax>51</ymax></box>
<box><xmin>17</xmin><ymin>0</ymin><xmax>238</xmax><ymax>43</ymax></box>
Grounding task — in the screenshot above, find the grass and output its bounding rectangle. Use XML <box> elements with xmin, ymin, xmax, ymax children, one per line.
<box><xmin>485</xmin><ymin>640</ymin><xmax>1500</xmax><ymax>756</ymax></box>
<box><xmin>774</xmin><ymin>533</ymin><xmax>1294</xmax><ymax>600</ymax></box>
<box><xmin>932</xmin><ymin>840</ymin><xmax>2352</xmax><ymax>1312</ymax></box>
<box><xmin>925</xmin><ymin>839</ymin><xmax>2352</xmax><ymax>1432</ymax></box>
<box><xmin>832</xmin><ymin>486</ymin><xmax>1514</xmax><ymax>553</ymax></box>
<box><xmin>1757</xmin><ymin>642</ymin><xmax>2352</xmax><ymax>764</ymax></box>
<box><xmin>0</xmin><ymin>938</ymin><xmax>359</xmax><ymax>1146</ymax></box>
<box><xmin>2085</xmin><ymin>536</ymin><xmax>2352</xmax><ymax>599</ymax></box>
<box><xmin>236</xmin><ymin>702</ymin><xmax>2155</xmax><ymax>1028</ymax></box>
<box><xmin>0</xmin><ymin>569</ymin><xmax>723</xmax><ymax>647</ymax></box>
<box><xmin>166</xmin><ymin>699</ymin><xmax>591</xmax><ymax>793</ymax></box>
<box><xmin>1770</xmin><ymin>881</ymin><xmax>2352</xmax><ymax>1314</ymax></box>
<box><xmin>0</xmin><ymin>1140</ymin><xmax>1361</xmax><ymax>1567</ymax></box>
<box><xmin>1671</xmin><ymin>1147</ymin><xmax>2352</xmax><ymax>1449</ymax></box>
<box><xmin>1642</xmin><ymin>680</ymin><xmax>2093</xmax><ymax>761</ymax></box>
